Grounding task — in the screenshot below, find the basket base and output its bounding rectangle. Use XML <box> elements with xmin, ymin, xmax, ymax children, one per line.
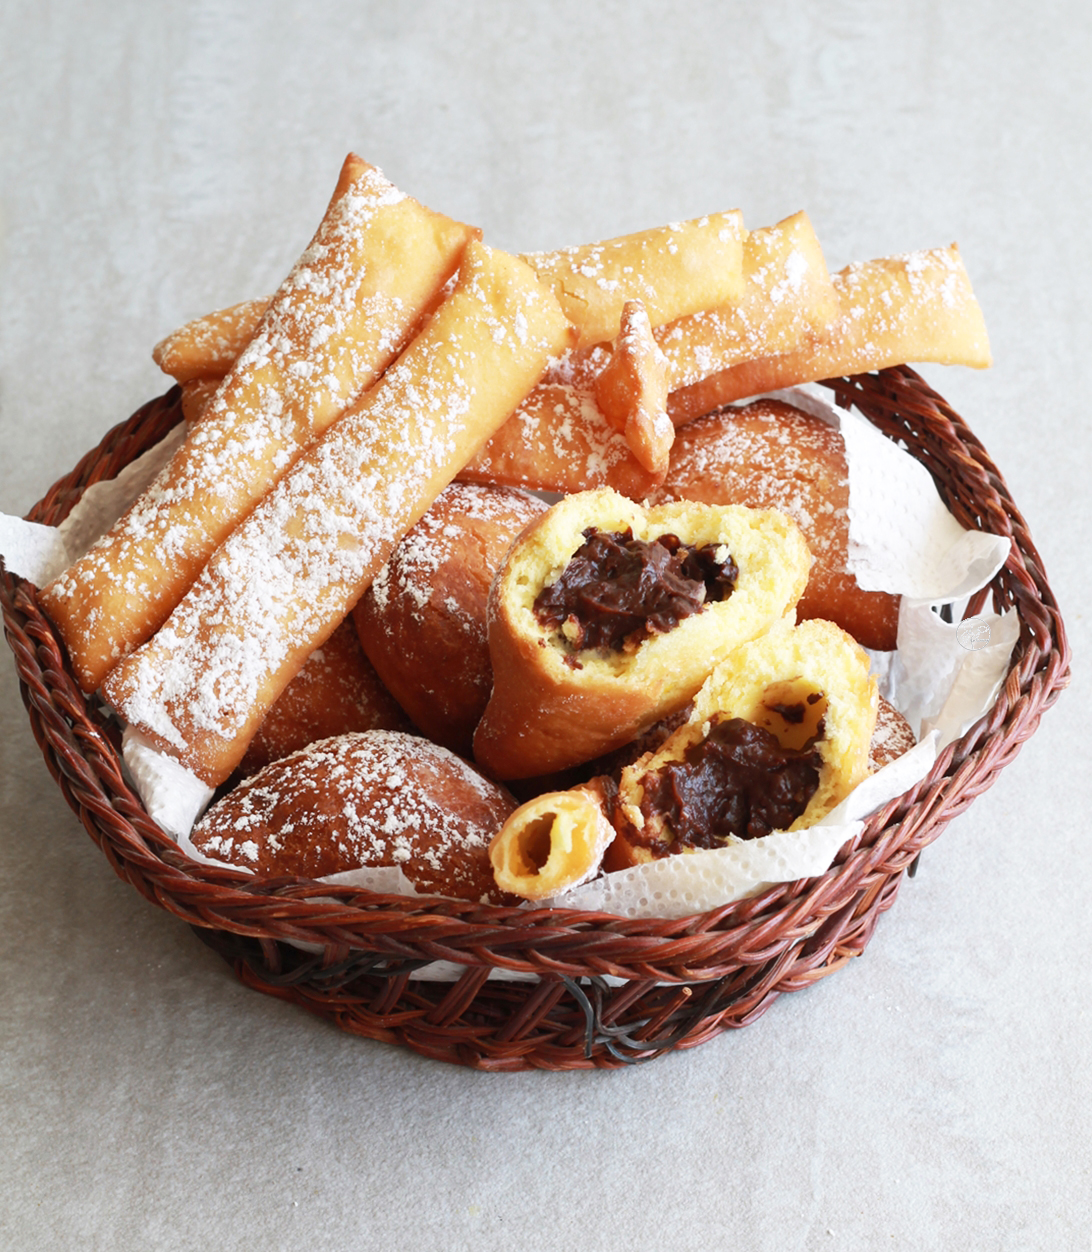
<box><xmin>190</xmin><ymin>869</ymin><xmax>902</xmax><ymax>1070</ymax></box>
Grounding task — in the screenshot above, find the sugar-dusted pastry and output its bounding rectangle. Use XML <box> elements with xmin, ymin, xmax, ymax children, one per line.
<box><xmin>652</xmin><ymin>398</ymin><xmax>901</xmax><ymax>651</ymax></box>
<box><xmin>489</xmin><ymin>780</ymin><xmax>617</xmax><ymax>901</ymax></box>
<box><xmin>190</xmin><ymin>731</ymin><xmax>517</xmax><ymax>903</ymax></box>
<box><xmin>153</xmin><ymin>296</ymin><xmax>270</xmax><ymax>384</ymax></box>
<box><xmin>104</xmin><ymin>241</ymin><xmax>574</xmax><ymax>787</ymax></box>
<box><xmin>43</xmin><ymin>155</ymin><xmax>478</xmax><ymax>693</ymax></box>
<box><xmin>144</xmin><ymin>214</ymin><xmax>832</xmax><ymax>508</ymax></box>
<box><xmin>238</xmin><ymin>618</ymin><xmax>412</xmax><ymax>775</ymax></box>
<box><xmin>521</xmin><ymin>211</ymin><xmax>745</xmax><ymax>350</ymax></box>
<box><xmin>606</xmin><ymin>618</ymin><xmax>878</xmax><ymax>868</ymax></box>
<box><xmin>472</xmin><ymin>488</ymin><xmax>811</xmax><ymax>779</ymax></box>
<box><xmin>869</xmin><ymin>695</ymin><xmax>916</xmax><ymax>771</ymax></box>
<box><xmin>592</xmin><ymin>299</ymin><xmax>674</xmax><ymax>475</ymax></box>
<box><xmin>458</xmin><ymin>383</ymin><xmax>666</xmax><ymax>500</ymax></box>
<box><xmin>543</xmin><ymin>211</ymin><xmax>838</xmax><ymax>395</ymax></box>
<box><xmin>352</xmin><ymin>481</ymin><xmax>547</xmax><ymax>757</ymax></box>
<box><xmin>178</xmin><ymin>377</ymin><xmax>221</xmax><ymax>426</ymax></box>
<box><xmin>656</xmin><ymin>210</ymin><xmax>839</xmax><ymax>392</ymax></box>
<box><xmin>668</xmin><ymin>245</ymin><xmax>991</xmax><ymax>422</ymax></box>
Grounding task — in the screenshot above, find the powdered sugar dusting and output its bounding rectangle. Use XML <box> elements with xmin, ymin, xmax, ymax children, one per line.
<box><xmin>41</xmin><ymin>159</ymin><xmax>465</xmax><ymax>689</ymax></box>
<box><xmin>105</xmin><ymin>243</ymin><xmax>570</xmax><ymax>781</ymax></box>
<box><xmin>190</xmin><ymin>730</ymin><xmax>514</xmax><ymax>901</ymax></box>
<box><xmin>461</xmin><ymin>384</ymin><xmax>659</xmax><ymax>499</ymax></box>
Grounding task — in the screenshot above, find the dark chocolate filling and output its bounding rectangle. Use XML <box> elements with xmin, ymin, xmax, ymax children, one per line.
<box><xmin>533</xmin><ymin>527</ymin><xmax>738</xmax><ymax>653</ymax></box>
<box><xmin>636</xmin><ymin>714</ymin><xmax>822</xmax><ymax>850</ymax></box>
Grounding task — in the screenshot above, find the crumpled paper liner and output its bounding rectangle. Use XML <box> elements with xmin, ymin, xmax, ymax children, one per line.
<box><xmin>1</xmin><ymin>385</ymin><xmax>1016</xmax><ymax>929</ymax></box>
<box><xmin>0</xmin><ymin>425</ymin><xmax>185</xmax><ymax>585</ymax></box>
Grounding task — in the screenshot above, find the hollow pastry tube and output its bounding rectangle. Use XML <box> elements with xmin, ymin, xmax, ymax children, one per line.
<box><xmin>489</xmin><ymin>782</ymin><xmax>617</xmax><ymax>901</ymax></box>
<box><xmin>42</xmin><ymin>154</ymin><xmax>478</xmax><ymax>693</ymax></box>
<box><xmin>103</xmin><ymin>242</ymin><xmax>574</xmax><ymax>787</ymax></box>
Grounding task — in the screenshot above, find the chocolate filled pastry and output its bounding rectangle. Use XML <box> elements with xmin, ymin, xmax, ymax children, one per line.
<box><xmin>352</xmin><ymin>482</ymin><xmax>547</xmax><ymax>757</ymax></box>
<box><xmin>606</xmin><ymin>619</ymin><xmax>877</xmax><ymax>868</ymax></box>
<box><xmin>472</xmin><ymin>488</ymin><xmax>811</xmax><ymax>780</ymax></box>
<box><xmin>652</xmin><ymin>398</ymin><xmax>901</xmax><ymax>651</ymax></box>
<box><xmin>190</xmin><ymin>731</ymin><xmax>518</xmax><ymax>903</ymax></box>
<box><xmin>238</xmin><ymin>619</ymin><xmax>412</xmax><ymax>775</ymax></box>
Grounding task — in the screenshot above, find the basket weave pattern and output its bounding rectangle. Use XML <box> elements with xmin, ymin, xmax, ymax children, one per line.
<box><xmin>1</xmin><ymin>369</ymin><xmax>1070</xmax><ymax>1070</ymax></box>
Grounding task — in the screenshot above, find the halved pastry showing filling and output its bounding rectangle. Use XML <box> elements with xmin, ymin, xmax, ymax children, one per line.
<box><xmin>606</xmin><ymin>618</ymin><xmax>878</xmax><ymax>867</ymax></box>
<box><xmin>472</xmin><ymin>488</ymin><xmax>812</xmax><ymax>780</ymax></box>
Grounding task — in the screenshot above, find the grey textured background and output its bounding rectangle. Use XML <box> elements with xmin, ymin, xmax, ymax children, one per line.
<box><xmin>1</xmin><ymin>3</ymin><xmax>1087</xmax><ymax>1249</ymax></box>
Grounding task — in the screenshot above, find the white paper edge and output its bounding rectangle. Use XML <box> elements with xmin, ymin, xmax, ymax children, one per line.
<box><xmin>0</xmin><ymin>422</ymin><xmax>186</xmax><ymax>585</ymax></box>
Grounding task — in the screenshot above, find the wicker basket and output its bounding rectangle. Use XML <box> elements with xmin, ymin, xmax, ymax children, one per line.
<box><xmin>1</xmin><ymin>367</ymin><xmax>1070</xmax><ymax>1070</ymax></box>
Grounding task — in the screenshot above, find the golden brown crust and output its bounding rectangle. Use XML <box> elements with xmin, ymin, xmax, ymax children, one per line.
<box><xmin>489</xmin><ymin>780</ymin><xmax>616</xmax><ymax>900</ymax></box>
<box><xmin>44</xmin><ymin>156</ymin><xmax>479</xmax><ymax>695</ymax></box>
<box><xmin>653</xmin><ymin>398</ymin><xmax>901</xmax><ymax>651</ymax></box>
<box><xmin>667</xmin><ymin>246</ymin><xmax>991</xmax><ymax>422</ymax></box>
<box><xmin>153</xmin><ymin>297</ymin><xmax>270</xmax><ymax>383</ymax></box>
<box><xmin>458</xmin><ymin>383</ymin><xmax>665</xmax><ymax>500</ymax></box>
<box><xmin>352</xmin><ymin>482</ymin><xmax>547</xmax><ymax>757</ymax></box>
<box><xmin>238</xmin><ymin>618</ymin><xmax>412</xmax><ymax>775</ymax></box>
<box><xmin>593</xmin><ymin>300</ymin><xmax>674</xmax><ymax>475</ymax></box>
<box><xmin>608</xmin><ymin>619</ymin><xmax>878</xmax><ymax>866</ymax></box>
<box><xmin>191</xmin><ymin>730</ymin><xmax>518</xmax><ymax>903</ymax></box>
<box><xmin>521</xmin><ymin>211</ymin><xmax>745</xmax><ymax>350</ymax></box>
<box><xmin>473</xmin><ymin>488</ymin><xmax>811</xmax><ymax>779</ymax></box>
<box><xmin>103</xmin><ymin>242</ymin><xmax>574</xmax><ymax>787</ymax></box>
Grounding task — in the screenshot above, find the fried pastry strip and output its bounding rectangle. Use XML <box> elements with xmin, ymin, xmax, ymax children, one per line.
<box><xmin>668</xmin><ymin>245</ymin><xmax>991</xmax><ymax>422</ymax></box>
<box><xmin>103</xmin><ymin>242</ymin><xmax>573</xmax><ymax>786</ymax></box>
<box><xmin>151</xmin><ymin>211</ymin><xmax>811</xmax><ymax>397</ymax></box>
<box><xmin>656</xmin><ymin>210</ymin><xmax>839</xmax><ymax>391</ymax></box>
<box><xmin>457</xmin><ymin>383</ymin><xmax>665</xmax><ymax>499</ymax></box>
<box><xmin>544</xmin><ymin>211</ymin><xmax>838</xmax><ymax>393</ymax></box>
<box><xmin>153</xmin><ymin>296</ymin><xmax>270</xmax><ymax>383</ymax></box>
<box><xmin>43</xmin><ymin>155</ymin><xmax>477</xmax><ymax>692</ymax></box>
<box><xmin>520</xmin><ymin>211</ymin><xmax>745</xmax><ymax>350</ymax></box>
<box><xmin>593</xmin><ymin>300</ymin><xmax>674</xmax><ymax>475</ymax></box>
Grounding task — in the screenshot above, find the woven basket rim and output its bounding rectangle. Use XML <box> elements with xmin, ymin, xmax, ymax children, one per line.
<box><xmin>1</xmin><ymin>368</ymin><xmax>1072</xmax><ymax>992</ymax></box>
